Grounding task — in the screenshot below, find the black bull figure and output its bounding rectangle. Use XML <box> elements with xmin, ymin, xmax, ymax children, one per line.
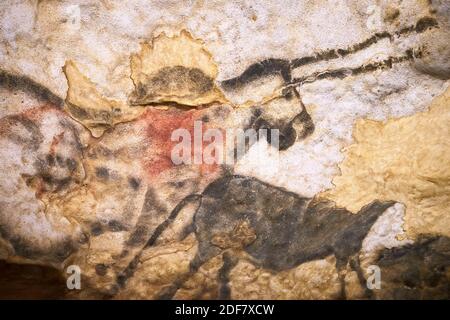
<box><xmin>139</xmin><ymin>175</ymin><xmax>395</xmax><ymax>299</ymax></box>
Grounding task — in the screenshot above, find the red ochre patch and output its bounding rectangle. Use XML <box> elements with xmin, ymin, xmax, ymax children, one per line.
<box><xmin>137</xmin><ymin>108</ymin><xmax>223</xmax><ymax>180</ymax></box>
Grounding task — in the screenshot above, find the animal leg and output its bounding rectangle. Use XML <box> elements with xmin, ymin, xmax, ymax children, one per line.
<box><xmin>146</xmin><ymin>193</ymin><xmax>202</xmax><ymax>247</ymax></box>
<box><xmin>217</xmin><ymin>251</ymin><xmax>239</xmax><ymax>299</ymax></box>
<box><xmin>155</xmin><ymin>252</ymin><xmax>211</xmax><ymax>300</ymax></box>
<box><xmin>335</xmin><ymin>256</ymin><xmax>349</xmax><ymax>300</ymax></box>
<box><xmin>115</xmin><ymin>194</ymin><xmax>202</xmax><ymax>292</ymax></box>
<box><xmin>349</xmin><ymin>254</ymin><xmax>374</xmax><ymax>299</ymax></box>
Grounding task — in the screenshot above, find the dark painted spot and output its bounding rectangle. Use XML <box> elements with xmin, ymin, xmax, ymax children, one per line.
<box><xmin>38</xmin><ymin>173</ymin><xmax>72</xmax><ymax>192</ymax></box>
<box><xmin>95</xmin><ymin>264</ymin><xmax>108</xmax><ymax>276</ymax></box>
<box><xmin>65</xmin><ymin>158</ymin><xmax>78</xmax><ymax>171</ymax></box>
<box><xmin>46</xmin><ymin>154</ymin><xmax>55</xmax><ymax>166</ymax></box>
<box><xmin>56</xmin><ymin>177</ymin><xmax>72</xmax><ymax>192</ymax></box>
<box><xmin>415</xmin><ymin>17</ymin><xmax>438</xmax><ymax>33</ymax></box>
<box><xmin>116</xmin><ymin>274</ymin><xmax>126</xmax><ymax>287</ymax></box>
<box><xmin>56</xmin><ymin>154</ymin><xmax>65</xmax><ymax>166</ymax></box>
<box><xmin>90</xmin><ymin>222</ymin><xmax>104</xmax><ymax>236</ymax></box>
<box><xmin>41</xmin><ymin>174</ymin><xmax>53</xmax><ymax>184</ymax></box>
<box><xmin>108</xmin><ymin>220</ymin><xmax>128</xmax><ymax>232</ymax></box>
<box><xmin>95</xmin><ymin>167</ymin><xmax>109</xmax><ymax>180</ymax></box>
<box><xmin>51</xmin><ymin>238</ymin><xmax>74</xmax><ymax>262</ymax></box>
<box><xmin>128</xmin><ymin>177</ymin><xmax>140</xmax><ymax>190</ymax></box>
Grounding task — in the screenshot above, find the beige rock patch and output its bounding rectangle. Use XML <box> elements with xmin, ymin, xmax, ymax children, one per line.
<box><xmin>117</xmin><ymin>235</ymin><xmax>224</xmax><ymax>300</ymax></box>
<box><xmin>322</xmin><ymin>87</ymin><xmax>450</xmax><ymax>238</ymax></box>
<box><xmin>129</xmin><ymin>30</ymin><xmax>227</xmax><ymax>107</ymax></box>
<box><xmin>63</xmin><ymin>61</ymin><xmax>145</xmax><ymax>137</ymax></box>
<box><xmin>229</xmin><ymin>255</ymin><xmax>341</xmax><ymax>299</ymax></box>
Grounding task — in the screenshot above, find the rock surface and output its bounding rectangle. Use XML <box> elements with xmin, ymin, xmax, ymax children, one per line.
<box><xmin>0</xmin><ymin>0</ymin><xmax>449</xmax><ymax>299</ymax></box>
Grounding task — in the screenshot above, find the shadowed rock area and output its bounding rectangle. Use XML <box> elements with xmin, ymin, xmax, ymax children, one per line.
<box><xmin>374</xmin><ymin>236</ymin><xmax>450</xmax><ymax>300</ymax></box>
<box><xmin>0</xmin><ymin>260</ymin><xmax>68</xmax><ymax>299</ymax></box>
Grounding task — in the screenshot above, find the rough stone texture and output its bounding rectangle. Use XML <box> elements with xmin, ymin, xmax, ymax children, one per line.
<box><xmin>323</xmin><ymin>87</ymin><xmax>450</xmax><ymax>238</ymax></box>
<box><xmin>0</xmin><ymin>0</ymin><xmax>449</xmax><ymax>299</ymax></box>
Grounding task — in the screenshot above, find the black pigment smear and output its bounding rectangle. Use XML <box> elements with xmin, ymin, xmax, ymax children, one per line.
<box><xmin>237</xmin><ymin>87</ymin><xmax>314</xmax><ymax>153</ymax></box>
<box><xmin>217</xmin><ymin>252</ymin><xmax>239</xmax><ymax>300</ymax></box>
<box><xmin>221</xmin><ymin>17</ymin><xmax>437</xmax><ymax>90</ymax></box>
<box><xmin>374</xmin><ymin>235</ymin><xmax>450</xmax><ymax>299</ymax></box>
<box><xmin>0</xmin><ymin>69</ymin><xmax>64</xmax><ymax>107</ymax></box>
<box><xmin>290</xmin><ymin>49</ymin><xmax>422</xmax><ymax>87</ymax></box>
<box><xmin>221</xmin><ymin>58</ymin><xmax>291</xmax><ymax>89</ymax></box>
<box><xmin>1</xmin><ymin>114</ymin><xmax>44</xmax><ymax>151</ymax></box>
<box><xmin>115</xmin><ymin>193</ymin><xmax>202</xmax><ymax>290</ymax></box>
<box><xmin>95</xmin><ymin>167</ymin><xmax>110</xmax><ymax>180</ymax></box>
<box><xmin>130</xmin><ymin>66</ymin><xmax>215</xmax><ymax>105</ymax></box>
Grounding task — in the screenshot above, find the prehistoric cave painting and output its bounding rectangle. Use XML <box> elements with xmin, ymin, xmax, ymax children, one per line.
<box><xmin>58</xmin><ymin>15</ymin><xmax>439</xmax><ymax>140</ymax></box>
<box><xmin>220</xmin><ymin>16</ymin><xmax>438</xmax><ymax>90</ymax></box>
<box><xmin>291</xmin><ymin>48</ymin><xmax>422</xmax><ymax>86</ymax></box>
<box><xmin>227</xmin><ymin>86</ymin><xmax>315</xmax><ymax>153</ymax></box>
<box><xmin>129</xmin><ymin>30</ymin><xmax>227</xmax><ymax>107</ymax></box>
<box><xmin>2</xmin><ymin>16</ymin><xmax>439</xmax><ymax>142</ymax></box>
<box><xmin>373</xmin><ymin>235</ymin><xmax>450</xmax><ymax>299</ymax></box>
<box><xmin>0</xmin><ymin>108</ymin><xmax>86</xmax><ymax>266</ymax></box>
<box><xmin>249</xmin><ymin>88</ymin><xmax>315</xmax><ymax>150</ymax></box>
<box><xmin>0</xmin><ymin>110</ymin><xmax>85</xmax><ymax>200</ymax></box>
<box><xmin>212</xmin><ymin>16</ymin><xmax>438</xmax><ymax>151</ymax></box>
<box><xmin>0</xmin><ymin>69</ymin><xmax>64</xmax><ymax>108</ymax></box>
<box><xmin>0</xmin><ymin>10</ymin><xmax>447</xmax><ymax>300</ymax></box>
<box><xmin>117</xmin><ymin>175</ymin><xmax>396</xmax><ymax>299</ymax></box>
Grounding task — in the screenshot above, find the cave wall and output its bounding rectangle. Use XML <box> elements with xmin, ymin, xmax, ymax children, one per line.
<box><xmin>0</xmin><ymin>0</ymin><xmax>449</xmax><ymax>299</ymax></box>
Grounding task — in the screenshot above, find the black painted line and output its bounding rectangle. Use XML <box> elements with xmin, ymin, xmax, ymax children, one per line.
<box><xmin>116</xmin><ymin>193</ymin><xmax>202</xmax><ymax>289</ymax></box>
<box><xmin>288</xmin><ymin>48</ymin><xmax>420</xmax><ymax>87</ymax></box>
<box><xmin>0</xmin><ymin>69</ymin><xmax>64</xmax><ymax>107</ymax></box>
<box><xmin>221</xmin><ymin>16</ymin><xmax>438</xmax><ymax>90</ymax></box>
